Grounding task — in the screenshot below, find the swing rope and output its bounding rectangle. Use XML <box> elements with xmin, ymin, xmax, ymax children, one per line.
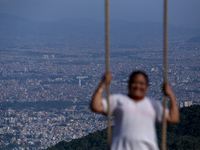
<box><xmin>105</xmin><ymin>0</ymin><xmax>168</xmax><ymax>149</ymax></box>
<box><xmin>161</xmin><ymin>0</ymin><xmax>168</xmax><ymax>150</ymax></box>
<box><xmin>105</xmin><ymin>0</ymin><xmax>111</xmax><ymax>148</ymax></box>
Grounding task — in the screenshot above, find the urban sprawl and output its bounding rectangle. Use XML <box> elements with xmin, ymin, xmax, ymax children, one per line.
<box><xmin>0</xmin><ymin>38</ymin><xmax>200</xmax><ymax>150</ymax></box>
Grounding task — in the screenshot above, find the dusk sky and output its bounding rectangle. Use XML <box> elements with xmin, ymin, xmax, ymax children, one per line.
<box><xmin>0</xmin><ymin>0</ymin><xmax>200</xmax><ymax>27</ymax></box>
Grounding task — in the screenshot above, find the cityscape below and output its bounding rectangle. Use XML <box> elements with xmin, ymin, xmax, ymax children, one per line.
<box><xmin>0</xmin><ymin>13</ymin><xmax>200</xmax><ymax>150</ymax></box>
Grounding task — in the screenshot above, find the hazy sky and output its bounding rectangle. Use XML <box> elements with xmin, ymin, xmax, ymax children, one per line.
<box><xmin>0</xmin><ymin>0</ymin><xmax>200</xmax><ymax>27</ymax></box>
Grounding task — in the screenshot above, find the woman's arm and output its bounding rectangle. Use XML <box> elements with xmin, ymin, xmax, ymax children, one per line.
<box><xmin>90</xmin><ymin>72</ymin><xmax>112</xmax><ymax>113</ymax></box>
<box><xmin>163</xmin><ymin>82</ymin><xmax>179</xmax><ymax>124</ymax></box>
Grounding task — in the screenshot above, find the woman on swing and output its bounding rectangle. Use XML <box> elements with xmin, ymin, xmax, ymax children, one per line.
<box><xmin>90</xmin><ymin>71</ymin><xmax>179</xmax><ymax>150</ymax></box>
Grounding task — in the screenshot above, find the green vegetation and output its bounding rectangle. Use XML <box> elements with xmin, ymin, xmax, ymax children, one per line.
<box><xmin>46</xmin><ymin>129</ymin><xmax>108</xmax><ymax>150</ymax></box>
<box><xmin>46</xmin><ymin>105</ymin><xmax>200</xmax><ymax>150</ymax></box>
<box><xmin>159</xmin><ymin>105</ymin><xmax>200</xmax><ymax>150</ymax></box>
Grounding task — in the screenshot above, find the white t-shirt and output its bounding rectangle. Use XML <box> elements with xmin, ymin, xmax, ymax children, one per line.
<box><xmin>102</xmin><ymin>94</ymin><xmax>168</xmax><ymax>150</ymax></box>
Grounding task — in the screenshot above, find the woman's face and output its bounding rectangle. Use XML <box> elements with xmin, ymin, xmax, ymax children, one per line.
<box><xmin>128</xmin><ymin>74</ymin><xmax>148</xmax><ymax>99</ymax></box>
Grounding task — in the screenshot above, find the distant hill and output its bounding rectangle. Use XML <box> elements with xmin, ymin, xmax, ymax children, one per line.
<box><xmin>45</xmin><ymin>105</ymin><xmax>200</xmax><ymax>150</ymax></box>
<box><xmin>0</xmin><ymin>101</ymin><xmax>74</xmax><ymax>111</ymax></box>
<box><xmin>1</xmin><ymin>12</ymin><xmax>200</xmax><ymax>47</ymax></box>
<box><xmin>186</xmin><ymin>36</ymin><xmax>200</xmax><ymax>43</ymax></box>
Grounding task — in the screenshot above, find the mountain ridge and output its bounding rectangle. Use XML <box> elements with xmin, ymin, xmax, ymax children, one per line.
<box><xmin>1</xmin><ymin>12</ymin><xmax>200</xmax><ymax>45</ymax></box>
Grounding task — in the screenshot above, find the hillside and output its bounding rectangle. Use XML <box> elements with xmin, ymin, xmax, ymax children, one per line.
<box><xmin>45</xmin><ymin>105</ymin><xmax>200</xmax><ymax>150</ymax></box>
<box><xmin>186</xmin><ymin>36</ymin><xmax>200</xmax><ymax>43</ymax></box>
<box><xmin>1</xmin><ymin>12</ymin><xmax>200</xmax><ymax>47</ymax></box>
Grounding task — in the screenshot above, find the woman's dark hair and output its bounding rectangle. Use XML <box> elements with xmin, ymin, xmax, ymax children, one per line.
<box><xmin>128</xmin><ymin>71</ymin><xmax>149</xmax><ymax>86</ymax></box>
